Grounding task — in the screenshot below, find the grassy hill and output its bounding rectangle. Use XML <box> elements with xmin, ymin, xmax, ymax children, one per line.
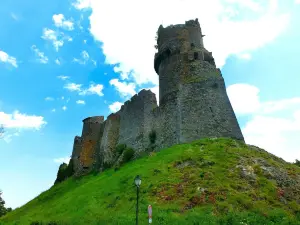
<box><xmin>1</xmin><ymin>138</ymin><xmax>300</xmax><ymax>225</ymax></box>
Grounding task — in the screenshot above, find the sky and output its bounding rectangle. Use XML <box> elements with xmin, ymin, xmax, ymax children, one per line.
<box><xmin>0</xmin><ymin>0</ymin><xmax>300</xmax><ymax>209</ymax></box>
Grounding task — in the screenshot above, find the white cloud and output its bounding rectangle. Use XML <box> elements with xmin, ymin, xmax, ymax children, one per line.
<box><xmin>62</xmin><ymin>106</ymin><xmax>67</xmax><ymax>111</ymax></box>
<box><xmin>109</xmin><ymin>102</ymin><xmax>123</xmax><ymax>112</ymax></box>
<box><xmin>45</xmin><ymin>97</ymin><xmax>54</xmax><ymax>101</ymax></box>
<box><xmin>109</xmin><ymin>79</ymin><xmax>136</xmax><ymax>98</ymax></box>
<box><xmin>53</xmin><ymin>157</ymin><xmax>70</xmax><ymax>164</ymax></box>
<box><xmin>64</xmin><ymin>82</ymin><xmax>104</xmax><ymax>96</ymax></box>
<box><xmin>64</xmin><ymin>83</ymin><xmax>82</xmax><ymax>91</ymax></box>
<box><xmin>227</xmin><ymin>84</ymin><xmax>260</xmax><ymax>114</ymax></box>
<box><xmin>41</xmin><ymin>28</ymin><xmax>64</xmax><ymax>51</ymax></box>
<box><xmin>295</xmin><ymin>0</ymin><xmax>300</xmax><ymax>4</ymax></box>
<box><xmin>0</xmin><ymin>51</ymin><xmax>18</xmax><ymax>68</ymax></box>
<box><xmin>55</xmin><ymin>59</ymin><xmax>61</xmax><ymax>65</ymax></box>
<box><xmin>0</xmin><ymin>111</ymin><xmax>46</xmax><ymax>130</ymax></box>
<box><xmin>51</xmin><ymin>109</ymin><xmax>56</xmax><ymax>112</ymax></box>
<box><xmin>73</xmin><ymin>50</ymin><xmax>90</xmax><ymax>64</ymax></box>
<box><xmin>76</xmin><ymin>100</ymin><xmax>85</xmax><ymax>105</ymax></box>
<box><xmin>31</xmin><ymin>45</ymin><xmax>48</xmax><ymax>64</ymax></box>
<box><xmin>79</xmin><ymin>84</ymin><xmax>104</xmax><ymax>96</ymax></box>
<box><xmin>57</xmin><ymin>75</ymin><xmax>69</xmax><ymax>80</ymax></box>
<box><xmin>52</xmin><ymin>14</ymin><xmax>74</xmax><ymax>30</ymax></box>
<box><xmin>73</xmin><ymin>0</ymin><xmax>290</xmax><ymax>86</ymax></box>
<box><xmin>237</xmin><ymin>53</ymin><xmax>252</xmax><ymax>60</ymax></box>
<box><xmin>73</xmin><ymin>0</ymin><xmax>92</xmax><ymax>9</ymax></box>
<box><xmin>227</xmin><ymin>83</ymin><xmax>300</xmax><ymax>162</ymax></box>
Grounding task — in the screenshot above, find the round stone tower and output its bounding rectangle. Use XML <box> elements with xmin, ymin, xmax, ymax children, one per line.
<box><xmin>79</xmin><ymin>116</ymin><xmax>104</xmax><ymax>172</ymax></box>
<box><xmin>154</xmin><ymin>18</ymin><xmax>244</xmax><ymax>145</ymax></box>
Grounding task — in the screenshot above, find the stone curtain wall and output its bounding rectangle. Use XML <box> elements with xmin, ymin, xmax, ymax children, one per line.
<box><xmin>72</xmin><ymin>136</ymin><xmax>83</xmax><ymax>173</ymax></box>
<box><xmin>99</xmin><ymin>113</ymin><xmax>120</xmax><ymax>170</ymax></box>
<box><xmin>69</xmin><ymin>19</ymin><xmax>245</xmax><ymax>176</ymax></box>
<box><xmin>117</xmin><ymin>89</ymin><xmax>159</xmax><ymax>153</ymax></box>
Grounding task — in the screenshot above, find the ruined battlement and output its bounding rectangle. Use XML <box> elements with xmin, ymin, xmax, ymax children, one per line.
<box><xmin>68</xmin><ymin>19</ymin><xmax>245</xmax><ymax>176</ymax></box>
<box><xmin>154</xmin><ymin>18</ymin><xmax>207</xmax><ymax>75</ymax></box>
<box><xmin>82</xmin><ymin>116</ymin><xmax>104</xmax><ymax>123</ymax></box>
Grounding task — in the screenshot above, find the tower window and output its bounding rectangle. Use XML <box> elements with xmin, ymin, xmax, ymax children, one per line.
<box><xmin>191</xmin><ymin>43</ymin><xmax>195</xmax><ymax>48</ymax></box>
<box><xmin>194</xmin><ymin>52</ymin><xmax>198</xmax><ymax>60</ymax></box>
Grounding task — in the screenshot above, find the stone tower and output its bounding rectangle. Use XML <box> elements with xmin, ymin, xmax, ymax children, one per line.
<box><xmin>64</xmin><ymin>18</ymin><xmax>245</xmax><ymax>179</ymax></box>
<box><xmin>77</xmin><ymin>116</ymin><xmax>104</xmax><ymax>173</ymax></box>
<box><xmin>154</xmin><ymin>18</ymin><xmax>244</xmax><ymax>146</ymax></box>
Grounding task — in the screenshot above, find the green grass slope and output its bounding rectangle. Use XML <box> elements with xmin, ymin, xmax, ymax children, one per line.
<box><xmin>1</xmin><ymin>138</ymin><xmax>300</xmax><ymax>225</ymax></box>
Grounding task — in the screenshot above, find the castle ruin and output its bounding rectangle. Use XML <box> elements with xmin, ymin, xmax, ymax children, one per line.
<box><xmin>70</xmin><ymin>19</ymin><xmax>244</xmax><ymax>176</ymax></box>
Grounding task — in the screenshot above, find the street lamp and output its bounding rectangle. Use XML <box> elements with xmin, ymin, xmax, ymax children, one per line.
<box><xmin>134</xmin><ymin>175</ymin><xmax>141</xmax><ymax>225</ymax></box>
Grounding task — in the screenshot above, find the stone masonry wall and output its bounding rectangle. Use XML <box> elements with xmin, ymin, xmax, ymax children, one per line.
<box><xmin>98</xmin><ymin>113</ymin><xmax>120</xmax><ymax>170</ymax></box>
<box><xmin>71</xmin><ymin>136</ymin><xmax>83</xmax><ymax>173</ymax></box>
<box><xmin>117</xmin><ymin>89</ymin><xmax>158</xmax><ymax>153</ymax></box>
<box><xmin>68</xmin><ymin>18</ymin><xmax>245</xmax><ymax>177</ymax></box>
<box><xmin>73</xmin><ymin>116</ymin><xmax>104</xmax><ymax>175</ymax></box>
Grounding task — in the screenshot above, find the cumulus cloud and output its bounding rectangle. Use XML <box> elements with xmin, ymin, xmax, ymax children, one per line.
<box><xmin>227</xmin><ymin>83</ymin><xmax>300</xmax><ymax>162</ymax></box>
<box><xmin>237</xmin><ymin>53</ymin><xmax>252</xmax><ymax>60</ymax></box>
<box><xmin>0</xmin><ymin>51</ymin><xmax>18</xmax><ymax>68</ymax></box>
<box><xmin>57</xmin><ymin>75</ymin><xmax>69</xmax><ymax>80</ymax></box>
<box><xmin>0</xmin><ymin>111</ymin><xmax>46</xmax><ymax>130</ymax></box>
<box><xmin>31</xmin><ymin>45</ymin><xmax>48</xmax><ymax>64</ymax></box>
<box><xmin>52</xmin><ymin>14</ymin><xmax>74</xmax><ymax>30</ymax></box>
<box><xmin>54</xmin><ymin>157</ymin><xmax>70</xmax><ymax>164</ymax></box>
<box><xmin>109</xmin><ymin>79</ymin><xmax>136</xmax><ymax>98</ymax></box>
<box><xmin>62</xmin><ymin>106</ymin><xmax>67</xmax><ymax>111</ymax></box>
<box><xmin>41</xmin><ymin>28</ymin><xmax>64</xmax><ymax>51</ymax></box>
<box><xmin>109</xmin><ymin>101</ymin><xmax>123</xmax><ymax>112</ymax></box>
<box><xmin>64</xmin><ymin>82</ymin><xmax>104</xmax><ymax>96</ymax></box>
<box><xmin>73</xmin><ymin>0</ymin><xmax>290</xmax><ymax>86</ymax></box>
<box><xmin>73</xmin><ymin>0</ymin><xmax>92</xmax><ymax>9</ymax></box>
<box><xmin>227</xmin><ymin>84</ymin><xmax>260</xmax><ymax>115</ymax></box>
<box><xmin>64</xmin><ymin>83</ymin><xmax>82</xmax><ymax>92</ymax></box>
<box><xmin>76</xmin><ymin>100</ymin><xmax>85</xmax><ymax>104</ymax></box>
<box><xmin>79</xmin><ymin>84</ymin><xmax>104</xmax><ymax>96</ymax></box>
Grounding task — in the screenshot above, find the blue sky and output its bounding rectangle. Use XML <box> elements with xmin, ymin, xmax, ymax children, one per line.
<box><xmin>0</xmin><ymin>0</ymin><xmax>300</xmax><ymax>209</ymax></box>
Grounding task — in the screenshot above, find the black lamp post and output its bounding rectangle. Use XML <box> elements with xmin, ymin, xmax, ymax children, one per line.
<box><xmin>134</xmin><ymin>175</ymin><xmax>141</xmax><ymax>225</ymax></box>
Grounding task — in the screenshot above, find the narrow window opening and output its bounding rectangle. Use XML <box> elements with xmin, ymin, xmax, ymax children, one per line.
<box><xmin>194</xmin><ymin>52</ymin><xmax>198</xmax><ymax>60</ymax></box>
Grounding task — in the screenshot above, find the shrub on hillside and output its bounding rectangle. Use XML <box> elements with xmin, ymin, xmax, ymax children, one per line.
<box><xmin>54</xmin><ymin>159</ymin><xmax>74</xmax><ymax>184</ymax></box>
<box><xmin>116</xmin><ymin>144</ymin><xmax>127</xmax><ymax>155</ymax></box>
<box><xmin>0</xmin><ymin>190</ymin><xmax>11</xmax><ymax>218</ymax></box>
<box><xmin>54</xmin><ymin>163</ymin><xmax>68</xmax><ymax>184</ymax></box>
<box><xmin>294</xmin><ymin>159</ymin><xmax>300</xmax><ymax>167</ymax></box>
<box><xmin>123</xmin><ymin>147</ymin><xmax>134</xmax><ymax>163</ymax></box>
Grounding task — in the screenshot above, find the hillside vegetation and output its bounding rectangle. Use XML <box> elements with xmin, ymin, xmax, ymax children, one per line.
<box><xmin>1</xmin><ymin>138</ymin><xmax>300</xmax><ymax>225</ymax></box>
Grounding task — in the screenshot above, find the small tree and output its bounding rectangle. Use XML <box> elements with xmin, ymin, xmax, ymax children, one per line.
<box><xmin>294</xmin><ymin>159</ymin><xmax>300</xmax><ymax>167</ymax></box>
<box><xmin>0</xmin><ymin>190</ymin><xmax>10</xmax><ymax>217</ymax></box>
